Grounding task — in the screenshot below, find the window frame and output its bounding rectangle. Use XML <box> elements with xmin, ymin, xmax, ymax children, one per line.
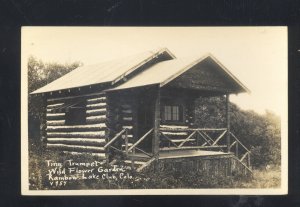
<box><xmin>64</xmin><ymin>100</ymin><xmax>87</xmax><ymax>125</ymax></box>
<box><xmin>161</xmin><ymin>102</ymin><xmax>185</xmax><ymax>124</ymax></box>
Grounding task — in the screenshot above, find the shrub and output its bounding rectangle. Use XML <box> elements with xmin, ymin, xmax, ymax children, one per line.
<box><xmin>194</xmin><ymin>97</ymin><xmax>281</xmax><ymax>168</ymax></box>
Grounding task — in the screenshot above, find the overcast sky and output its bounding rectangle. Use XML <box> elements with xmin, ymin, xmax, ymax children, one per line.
<box><xmin>22</xmin><ymin>27</ymin><xmax>287</xmax><ymax>117</ymax></box>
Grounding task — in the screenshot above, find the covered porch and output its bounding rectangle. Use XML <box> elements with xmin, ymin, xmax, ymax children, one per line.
<box><xmin>104</xmin><ymin>55</ymin><xmax>251</xmax><ymax>172</ymax></box>
<box><xmin>104</xmin><ymin>85</ymin><xmax>251</xmax><ymax>173</ymax></box>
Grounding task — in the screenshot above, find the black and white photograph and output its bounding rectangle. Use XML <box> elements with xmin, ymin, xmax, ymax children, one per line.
<box><xmin>21</xmin><ymin>27</ymin><xmax>287</xmax><ymax>195</ymax></box>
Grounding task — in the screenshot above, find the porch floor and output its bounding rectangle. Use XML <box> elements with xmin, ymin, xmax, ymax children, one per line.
<box><xmin>130</xmin><ymin>149</ymin><xmax>232</xmax><ymax>160</ymax></box>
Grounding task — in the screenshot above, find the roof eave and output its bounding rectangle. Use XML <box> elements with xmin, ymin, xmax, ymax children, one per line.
<box><xmin>207</xmin><ymin>54</ymin><xmax>251</xmax><ymax>94</ymax></box>
<box><xmin>30</xmin><ymin>81</ymin><xmax>111</xmax><ymax>95</ymax></box>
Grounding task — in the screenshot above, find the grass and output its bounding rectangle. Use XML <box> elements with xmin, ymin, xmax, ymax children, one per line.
<box><xmin>231</xmin><ymin>166</ymin><xmax>281</xmax><ymax>188</ymax></box>
<box><xmin>28</xmin><ymin>139</ymin><xmax>281</xmax><ymax>190</ymax></box>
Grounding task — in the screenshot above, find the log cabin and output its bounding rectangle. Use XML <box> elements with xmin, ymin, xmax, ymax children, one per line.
<box><xmin>31</xmin><ymin>48</ymin><xmax>252</xmax><ymax>176</ymax></box>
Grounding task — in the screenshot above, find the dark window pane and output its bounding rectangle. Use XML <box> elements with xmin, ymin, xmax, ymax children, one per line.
<box><xmin>172</xmin><ymin>106</ymin><xmax>179</xmax><ymax>121</ymax></box>
<box><xmin>164</xmin><ymin>105</ymin><xmax>172</xmax><ymax>120</ymax></box>
<box><xmin>65</xmin><ymin>101</ymin><xmax>86</xmax><ymax>125</ymax></box>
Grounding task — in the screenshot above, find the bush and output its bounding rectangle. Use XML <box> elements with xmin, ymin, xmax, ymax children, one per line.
<box><xmin>194</xmin><ymin>97</ymin><xmax>281</xmax><ymax>168</ymax></box>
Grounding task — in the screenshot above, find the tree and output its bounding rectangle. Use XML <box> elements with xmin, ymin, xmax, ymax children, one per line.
<box><xmin>194</xmin><ymin>96</ymin><xmax>281</xmax><ymax>168</ymax></box>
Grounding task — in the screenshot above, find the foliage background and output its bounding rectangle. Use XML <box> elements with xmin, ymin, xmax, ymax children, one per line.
<box><xmin>195</xmin><ymin>97</ymin><xmax>281</xmax><ymax>168</ymax></box>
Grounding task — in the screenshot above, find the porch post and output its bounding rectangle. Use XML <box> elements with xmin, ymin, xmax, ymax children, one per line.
<box><xmin>152</xmin><ymin>86</ymin><xmax>160</xmax><ymax>160</ymax></box>
<box><xmin>226</xmin><ymin>94</ymin><xmax>231</xmax><ymax>152</ymax></box>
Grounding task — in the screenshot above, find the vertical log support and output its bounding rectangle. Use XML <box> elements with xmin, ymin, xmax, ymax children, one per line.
<box><xmin>235</xmin><ymin>142</ymin><xmax>239</xmax><ymax>158</ymax></box>
<box><xmin>105</xmin><ymin>93</ymin><xmax>112</xmax><ymax>165</ymax></box>
<box><xmin>248</xmin><ymin>153</ymin><xmax>251</xmax><ymax>169</ymax></box>
<box><xmin>125</xmin><ymin>129</ymin><xmax>129</xmax><ymax>156</ymax></box>
<box><xmin>186</xmin><ymin>95</ymin><xmax>197</xmax><ymax>128</ymax></box>
<box><xmin>226</xmin><ymin>94</ymin><xmax>231</xmax><ymax>153</ymax></box>
<box><xmin>41</xmin><ymin>95</ymin><xmax>47</xmax><ymax>149</ymax></box>
<box><xmin>131</xmin><ymin>148</ymin><xmax>136</xmax><ymax>171</ymax></box>
<box><xmin>105</xmin><ymin>131</ymin><xmax>110</xmax><ymax>167</ymax></box>
<box><xmin>153</xmin><ymin>87</ymin><xmax>161</xmax><ymax>163</ymax></box>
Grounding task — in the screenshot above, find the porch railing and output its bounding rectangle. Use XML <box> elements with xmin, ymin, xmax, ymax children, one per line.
<box><xmin>229</xmin><ymin>132</ymin><xmax>252</xmax><ymax>171</ymax></box>
<box><xmin>159</xmin><ymin>128</ymin><xmax>228</xmax><ymax>150</ymax></box>
<box><xmin>159</xmin><ymin>127</ymin><xmax>252</xmax><ymax>172</ymax></box>
<box><xmin>126</xmin><ymin>128</ymin><xmax>154</xmax><ymax>158</ymax></box>
<box><xmin>103</xmin><ymin>128</ymin><xmax>127</xmax><ymax>153</ymax></box>
<box><xmin>104</xmin><ymin>127</ymin><xmax>154</xmax><ymax>161</ymax></box>
<box><xmin>105</xmin><ymin>127</ymin><xmax>252</xmax><ymax>172</ymax></box>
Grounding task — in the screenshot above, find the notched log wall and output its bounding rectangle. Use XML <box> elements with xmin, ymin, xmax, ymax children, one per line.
<box><xmin>45</xmin><ymin>93</ymin><xmax>107</xmax><ymax>158</ymax></box>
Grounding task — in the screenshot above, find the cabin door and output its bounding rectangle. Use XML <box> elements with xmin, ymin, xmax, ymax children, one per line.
<box><xmin>136</xmin><ymin>98</ymin><xmax>153</xmax><ymax>153</ymax></box>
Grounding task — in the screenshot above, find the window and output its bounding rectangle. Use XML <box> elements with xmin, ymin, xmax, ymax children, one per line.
<box><xmin>163</xmin><ymin>105</ymin><xmax>183</xmax><ymax>122</ymax></box>
<box><xmin>65</xmin><ymin>101</ymin><xmax>86</xmax><ymax>125</ymax></box>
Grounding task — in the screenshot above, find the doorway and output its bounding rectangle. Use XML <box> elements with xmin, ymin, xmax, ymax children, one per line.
<box><xmin>136</xmin><ymin>97</ymin><xmax>154</xmax><ymax>153</ymax></box>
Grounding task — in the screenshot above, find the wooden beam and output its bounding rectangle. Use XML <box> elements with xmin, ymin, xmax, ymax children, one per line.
<box><xmin>226</xmin><ymin>94</ymin><xmax>231</xmax><ymax>152</ymax></box>
<box><xmin>159</xmin><ymin>127</ymin><xmax>227</xmax><ymax>132</ymax></box>
<box><xmin>135</xmin><ymin>147</ymin><xmax>152</xmax><ymax>157</ymax></box>
<box><xmin>160</xmin><ymin>145</ymin><xmax>227</xmax><ymax>151</ymax></box>
<box><xmin>153</xmin><ymin>87</ymin><xmax>161</xmax><ymax>160</ymax></box>
<box><xmin>47</xmin><ymin>138</ymin><xmax>106</xmax><ymax>146</ymax></box>
<box><xmin>47</xmin><ymin>91</ymin><xmax>106</xmax><ymax>102</ymax></box>
<box><xmin>197</xmin><ymin>131</ymin><xmax>213</xmax><ymax>145</ymax></box>
<box><xmin>230</xmin><ymin>132</ymin><xmax>250</xmax><ymax>152</ymax></box>
<box><xmin>103</xmin><ymin>129</ymin><xmax>126</xmax><ymax>149</ymax></box>
<box><xmin>240</xmin><ymin>151</ymin><xmax>249</xmax><ymax>162</ymax></box>
<box><xmin>229</xmin><ymin>140</ymin><xmax>237</xmax><ymax>150</ymax></box>
<box><xmin>248</xmin><ymin>153</ymin><xmax>251</xmax><ymax>169</ymax></box>
<box><xmin>47</xmin><ymin>143</ymin><xmax>105</xmax><ymax>153</ymax></box>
